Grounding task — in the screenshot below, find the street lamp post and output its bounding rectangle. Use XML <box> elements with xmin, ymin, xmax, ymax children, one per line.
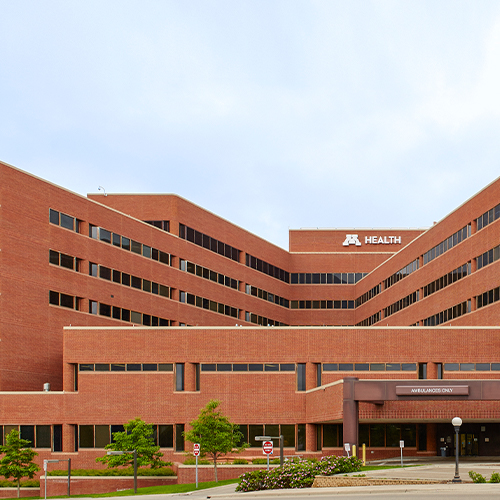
<box><xmin>452</xmin><ymin>417</ymin><xmax>462</xmax><ymax>483</ymax></box>
<box><xmin>107</xmin><ymin>450</ymin><xmax>137</xmax><ymax>493</ymax></box>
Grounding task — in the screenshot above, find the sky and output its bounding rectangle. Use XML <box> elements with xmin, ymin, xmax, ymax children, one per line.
<box><xmin>1</xmin><ymin>1</ymin><xmax>500</xmax><ymax>250</ymax></box>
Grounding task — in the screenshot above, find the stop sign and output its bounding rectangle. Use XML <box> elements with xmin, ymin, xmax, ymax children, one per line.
<box><xmin>262</xmin><ymin>440</ymin><xmax>273</xmax><ymax>455</ymax></box>
<box><xmin>193</xmin><ymin>443</ymin><xmax>200</xmax><ymax>457</ymax></box>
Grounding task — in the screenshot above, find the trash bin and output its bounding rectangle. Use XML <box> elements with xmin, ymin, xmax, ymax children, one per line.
<box><xmin>440</xmin><ymin>447</ymin><xmax>447</xmax><ymax>457</ymax></box>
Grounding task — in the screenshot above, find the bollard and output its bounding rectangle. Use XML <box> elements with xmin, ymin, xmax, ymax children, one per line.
<box><xmin>362</xmin><ymin>443</ymin><xmax>366</xmax><ymax>466</ymax></box>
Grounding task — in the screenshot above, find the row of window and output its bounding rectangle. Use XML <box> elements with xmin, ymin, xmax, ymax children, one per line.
<box><xmin>89</xmin><ymin>300</ymin><xmax>170</xmax><ymax>326</ymax></box>
<box><xmin>384</xmin><ymin>291</ymin><xmax>419</xmax><ymax>318</ymax></box>
<box><xmin>49</xmin><ymin>249</ymin><xmax>79</xmax><ymax>271</ymax></box>
<box><xmin>237</xmin><ymin>424</ymin><xmax>301</xmax><ymax>449</ymax></box>
<box><xmin>180</xmin><ymin>259</ymin><xmax>239</xmax><ymax>290</ymax></box>
<box><xmin>355</xmin><ymin>284</ymin><xmax>381</xmax><ymax>308</ymax></box>
<box><xmin>179</xmin><ymin>292</ymin><xmax>239</xmax><ymax>319</ymax></box>
<box><xmin>245</xmin><ymin>285</ymin><xmax>289</xmax><ymax>308</ymax></box>
<box><xmin>384</xmin><ymin>259</ymin><xmax>419</xmax><ymax>290</ymax></box>
<box><xmin>5</xmin><ymin>422</ymin><xmax>426</xmax><ymax>452</ymax></box>
<box><xmin>0</xmin><ymin>425</ymin><xmax>60</xmax><ymax>449</ymax></box>
<box><xmin>244</xmin><ymin>311</ymin><xmax>287</xmax><ymax>326</ymax></box>
<box><xmin>322</xmin><ymin>362</ymin><xmax>417</xmax><ymax>372</ymax></box>
<box><xmin>290</xmin><ymin>300</ymin><xmax>355</xmax><ymax>310</ymax></box>
<box><xmin>423</xmin><ymin>225</ymin><xmax>471</xmax><ymax>265</ymax></box>
<box><xmin>359</xmin><ymin>423</ymin><xmax>417</xmax><ymax>448</ymax></box>
<box><xmin>422</xmin><ymin>300</ymin><xmax>471</xmax><ymax>326</ymax></box>
<box><xmin>476</xmin><ymin>203</ymin><xmax>500</xmax><ymax>231</ymax></box>
<box><xmin>78</xmin><ymin>424</ymin><xmax>184</xmax><ymax>451</ymax></box>
<box><xmin>477</xmin><ymin>286</ymin><xmax>500</xmax><ymax>309</ymax></box>
<box><xmin>356</xmin><ymin>311</ymin><xmax>381</xmax><ymax>327</ymax></box>
<box><xmin>423</xmin><ymin>263</ymin><xmax>470</xmax><ymax>298</ymax></box>
<box><xmin>290</xmin><ymin>272</ymin><xmax>367</xmax><ymax>285</ymax></box>
<box><xmin>49</xmin><ymin>291</ymin><xmax>80</xmax><ymax>310</ymax></box>
<box><xmin>49</xmin><ymin>208</ymin><xmax>80</xmax><ymax>233</ymax></box>
<box><xmin>477</xmin><ymin>244</ymin><xmax>500</xmax><ymax>270</ymax></box>
<box><xmin>89</xmin><ymin>225</ymin><xmax>171</xmax><ymax>265</ymax></box>
<box><xmin>201</xmin><ymin>363</ymin><xmax>296</xmax><ymax>372</ymax></box>
<box><xmin>246</xmin><ymin>253</ymin><xmax>289</xmax><ymax>283</ymax></box>
<box><xmin>79</xmin><ymin>363</ymin><xmax>174</xmax><ymax>372</ymax></box>
<box><xmin>89</xmin><ymin>263</ymin><xmax>171</xmax><ymax>298</ymax></box>
<box><xmin>144</xmin><ymin>220</ymin><xmax>170</xmax><ymax>232</ymax></box>
<box><xmin>445</xmin><ymin>363</ymin><xmax>500</xmax><ymax>371</ymax></box>
<box><xmin>179</xmin><ymin>223</ymin><xmax>240</xmax><ymax>262</ymax></box>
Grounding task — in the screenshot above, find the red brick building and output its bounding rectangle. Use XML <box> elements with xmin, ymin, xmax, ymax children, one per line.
<box><xmin>1</xmin><ymin>159</ymin><xmax>500</xmax><ymax>466</ymax></box>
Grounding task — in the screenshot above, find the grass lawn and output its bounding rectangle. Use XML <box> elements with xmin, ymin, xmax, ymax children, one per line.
<box><xmin>27</xmin><ymin>478</ymin><xmax>239</xmax><ymax>498</ymax></box>
<box><xmin>360</xmin><ymin>464</ymin><xmax>421</xmax><ymax>471</ymax></box>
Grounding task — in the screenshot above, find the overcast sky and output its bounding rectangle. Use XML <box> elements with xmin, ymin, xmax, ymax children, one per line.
<box><xmin>2</xmin><ymin>1</ymin><xmax>500</xmax><ymax>249</ymax></box>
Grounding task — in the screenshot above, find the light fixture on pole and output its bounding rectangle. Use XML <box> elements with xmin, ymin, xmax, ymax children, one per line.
<box><xmin>107</xmin><ymin>450</ymin><xmax>137</xmax><ymax>493</ymax></box>
<box><xmin>451</xmin><ymin>417</ymin><xmax>462</xmax><ymax>483</ymax></box>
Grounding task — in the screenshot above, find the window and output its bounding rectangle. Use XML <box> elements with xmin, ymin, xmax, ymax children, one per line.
<box><xmin>158</xmin><ymin>425</ymin><xmax>174</xmax><ymax>447</ymax></box>
<box><xmin>323</xmin><ymin>424</ymin><xmax>341</xmax><ymax>447</ymax></box>
<box><xmin>99</xmin><ymin>229</ymin><xmax>111</xmax><ymax>244</ymax></box>
<box><xmin>423</xmin><ymin>225</ymin><xmax>471</xmax><ymax>265</ymax></box>
<box><xmin>79</xmin><ymin>425</ymin><xmax>94</xmax><ymax>448</ymax></box>
<box><xmin>175</xmin><ymin>363</ymin><xmax>184</xmax><ymax>391</ymax></box>
<box><xmin>175</xmin><ymin>424</ymin><xmax>184</xmax><ymax>451</ymax></box>
<box><xmin>418</xmin><ymin>363</ymin><xmax>427</xmax><ymax>380</ymax></box>
<box><xmin>49</xmin><ymin>291</ymin><xmax>78</xmax><ymax>310</ymax></box>
<box><xmin>50</xmin><ymin>250</ymin><xmax>77</xmax><ymax>271</ymax></box>
<box><xmin>246</xmin><ymin>253</ymin><xmax>289</xmax><ymax>283</ymax></box>
<box><xmin>297</xmin><ymin>363</ymin><xmax>306</xmax><ymax>391</ymax></box>
<box><xmin>50</xmin><ymin>209</ymin><xmax>79</xmax><ymax>232</ymax></box>
<box><xmin>297</xmin><ymin>424</ymin><xmax>306</xmax><ymax>451</ymax></box>
<box><xmin>53</xmin><ymin>425</ymin><xmax>62</xmax><ymax>452</ymax></box>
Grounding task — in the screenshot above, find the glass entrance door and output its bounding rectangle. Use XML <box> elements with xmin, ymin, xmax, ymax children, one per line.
<box><xmin>459</xmin><ymin>433</ymin><xmax>478</xmax><ymax>456</ymax></box>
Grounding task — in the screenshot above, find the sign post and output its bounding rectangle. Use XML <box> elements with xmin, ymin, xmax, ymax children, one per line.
<box><xmin>400</xmin><ymin>440</ymin><xmax>404</xmax><ymax>467</ymax></box>
<box><xmin>262</xmin><ymin>440</ymin><xmax>273</xmax><ymax>471</ymax></box>
<box><xmin>193</xmin><ymin>443</ymin><xmax>200</xmax><ymax>488</ymax></box>
<box><xmin>256</xmin><ymin>435</ymin><xmax>284</xmax><ymax>467</ymax></box>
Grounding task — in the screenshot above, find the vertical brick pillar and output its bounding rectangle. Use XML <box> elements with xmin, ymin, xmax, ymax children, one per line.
<box><xmin>306</xmin><ymin>362</ymin><xmax>317</xmax><ymax>390</ymax></box>
<box><xmin>170</xmin><ymin>255</ymin><xmax>178</xmax><ymax>269</ymax></box>
<box><xmin>343</xmin><ymin>378</ymin><xmax>359</xmax><ymax>451</ymax></box>
<box><xmin>62</xmin><ymin>424</ymin><xmax>75</xmax><ymax>452</ymax></box>
<box><xmin>427</xmin><ymin>362</ymin><xmax>438</xmax><ymax>379</ymax></box>
<box><xmin>306</xmin><ymin>424</ymin><xmax>317</xmax><ymax>452</ymax></box>
<box><xmin>185</xmin><ymin>363</ymin><xmax>196</xmax><ymax>392</ymax></box>
<box><xmin>426</xmin><ymin>423</ymin><xmax>437</xmax><ymax>454</ymax></box>
<box><xmin>63</xmin><ymin>363</ymin><xmax>75</xmax><ymax>392</ymax></box>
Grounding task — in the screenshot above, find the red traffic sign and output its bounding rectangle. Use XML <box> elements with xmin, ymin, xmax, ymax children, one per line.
<box><xmin>193</xmin><ymin>443</ymin><xmax>200</xmax><ymax>457</ymax></box>
<box><xmin>262</xmin><ymin>441</ymin><xmax>273</xmax><ymax>455</ymax></box>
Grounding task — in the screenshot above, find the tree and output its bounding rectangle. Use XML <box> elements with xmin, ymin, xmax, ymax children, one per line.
<box><xmin>0</xmin><ymin>429</ymin><xmax>40</xmax><ymax>498</ymax></box>
<box><xmin>184</xmin><ymin>399</ymin><xmax>247</xmax><ymax>482</ymax></box>
<box><xmin>96</xmin><ymin>418</ymin><xmax>169</xmax><ymax>469</ymax></box>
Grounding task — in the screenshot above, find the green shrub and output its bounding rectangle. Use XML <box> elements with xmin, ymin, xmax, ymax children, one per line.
<box><xmin>183</xmin><ymin>458</ymin><xmax>210</xmax><ymax>465</ymax></box>
<box><xmin>315</xmin><ymin>455</ymin><xmax>363</xmax><ymax>475</ymax></box>
<box><xmin>489</xmin><ymin>472</ymin><xmax>500</xmax><ymax>483</ymax></box>
<box><xmin>469</xmin><ymin>470</ymin><xmax>486</xmax><ymax>483</ymax></box>
<box><xmin>236</xmin><ymin>469</ymin><xmax>268</xmax><ymax>492</ymax></box>
<box><xmin>251</xmin><ymin>458</ymin><xmax>268</xmax><ymax>464</ymax></box>
<box><xmin>47</xmin><ymin>467</ymin><xmax>174</xmax><ymax>477</ymax></box>
<box><xmin>233</xmin><ymin>458</ymin><xmax>248</xmax><ymax>464</ymax></box>
<box><xmin>237</xmin><ymin>456</ymin><xmax>362</xmax><ymax>492</ymax></box>
<box><xmin>0</xmin><ymin>480</ymin><xmax>39</xmax><ymax>488</ymax></box>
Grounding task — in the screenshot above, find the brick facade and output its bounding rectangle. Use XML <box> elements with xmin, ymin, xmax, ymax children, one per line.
<box><xmin>1</xmin><ymin>160</ymin><xmax>500</xmax><ymax>477</ymax></box>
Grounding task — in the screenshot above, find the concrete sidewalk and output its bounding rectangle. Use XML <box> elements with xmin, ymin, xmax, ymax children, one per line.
<box><xmin>355</xmin><ymin>460</ymin><xmax>500</xmax><ymax>482</ymax></box>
